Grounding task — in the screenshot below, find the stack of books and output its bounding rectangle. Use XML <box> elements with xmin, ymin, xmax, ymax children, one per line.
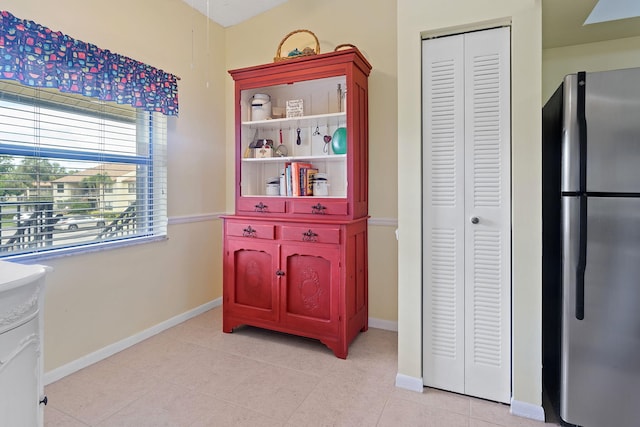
<box><xmin>284</xmin><ymin>161</ymin><xmax>319</xmax><ymax>196</ymax></box>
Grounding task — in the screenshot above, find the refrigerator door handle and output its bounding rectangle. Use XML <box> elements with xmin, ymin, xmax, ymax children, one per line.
<box><xmin>575</xmin><ymin>72</ymin><xmax>587</xmax><ymax>321</ymax></box>
<box><xmin>576</xmin><ymin>195</ymin><xmax>587</xmax><ymax>320</ymax></box>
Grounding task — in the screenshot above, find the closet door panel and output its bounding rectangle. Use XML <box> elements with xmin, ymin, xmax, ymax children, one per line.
<box><xmin>463</xmin><ymin>26</ymin><xmax>511</xmax><ymax>403</ymax></box>
<box><xmin>422</xmin><ymin>33</ymin><xmax>466</xmax><ymax>394</ymax></box>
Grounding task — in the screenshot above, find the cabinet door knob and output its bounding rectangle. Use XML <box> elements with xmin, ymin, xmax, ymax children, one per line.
<box><xmin>276</xmin><ymin>270</ymin><xmax>285</xmax><ymax>277</ymax></box>
<box><xmin>471</xmin><ymin>216</ymin><xmax>480</xmax><ymax>224</ymax></box>
<box><xmin>40</xmin><ymin>396</ymin><xmax>48</xmax><ymax>406</ymax></box>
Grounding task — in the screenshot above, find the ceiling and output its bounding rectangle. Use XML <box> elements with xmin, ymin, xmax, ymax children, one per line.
<box><xmin>182</xmin><ymin>0</ymin><xmax>640</xmax><ymax>48</ymax></box>
<box><xmin>182</xmin><ymin>0</ymin><xmax>288</xmax><ymax>28</ymax></box>
<box><xmin>543</xmin><ymin>0</ymin><xmax>640</xmax><ymax>48</ymax></box>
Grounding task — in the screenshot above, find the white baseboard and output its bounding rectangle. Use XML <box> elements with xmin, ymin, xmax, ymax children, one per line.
<box><xmin>510</xmin><ymin>398</ymin><xmax>546</xmax><ymax>422</ymax></box>
<box><xmin>44</xmin><ymin>298</ymin><xmax>222</xmax><ymax>385</ymax></box>
<box><xmin>395</xmin><ymin>373</ymin><xmax>424</xmax><ymax>392</ymax></box>
<box><xmin>368</xmin><ymin>317</ymin><xmax>398</xmax><ymax>331</ymax></box>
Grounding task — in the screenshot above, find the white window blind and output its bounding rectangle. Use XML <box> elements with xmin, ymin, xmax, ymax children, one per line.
<box><xmin>0</xmin><ymin>80</ymin><xmax>167</xmax><ymax>259</ymax></box>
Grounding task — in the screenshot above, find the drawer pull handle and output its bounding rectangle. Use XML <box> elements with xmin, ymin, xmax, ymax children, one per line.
<box><xmin>311</xmin><ymin>203</ymin><xmax>326</xmax><ymax>214</ymax></box>
<box><xmin>276</xmin><ymin>270</ymin><xmax>285</xmax><ymax>277</ymax></box>
<box><xmin>302</xmin><ymin>229</ymin><xmax>318</xmax><ymax>242</ymax></box>
<box><xmin>254</xmin><ymin>202</ymin><xmax>268</xmax><ymax>213</ymax></box>
<box><xmin>242</xmin><ymin>226</ymin><xmax>257</xmax><ymax>237</ymax></box>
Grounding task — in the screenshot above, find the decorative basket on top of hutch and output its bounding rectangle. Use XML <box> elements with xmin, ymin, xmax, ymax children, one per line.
<box><xmin>222</xmin><ymin>47</ymin><xmax>372</xmax><ymax>359</ymax></box>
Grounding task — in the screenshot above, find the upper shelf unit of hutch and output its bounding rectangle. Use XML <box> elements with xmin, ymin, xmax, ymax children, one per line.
<box><xmin>228</xmin><ymin>48</ymin><xmax>372</xmax><ymax>220</ymax></box>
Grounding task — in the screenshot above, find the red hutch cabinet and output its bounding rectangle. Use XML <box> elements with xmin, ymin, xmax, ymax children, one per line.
<box><xmin>223</xmin><ymin>49</ymin><xmax>371</xmax><ymax>358</ymax></box>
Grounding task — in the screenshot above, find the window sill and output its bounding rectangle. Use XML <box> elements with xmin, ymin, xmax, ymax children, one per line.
<box><xmin>3</xmin><ymin>235</ymin><xmax>168</xmax><ymax>264</ymax></box>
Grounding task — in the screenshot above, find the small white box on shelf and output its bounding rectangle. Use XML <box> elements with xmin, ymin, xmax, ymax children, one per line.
<box><xmin>286</xmin><ymin>99</ymin><xmax>304</xmax><ymax>117</ymax></box>
<box><xmin>254</xmin><ymin>147</ymin><xmax>273</xmax><ymax>158</ymax></box>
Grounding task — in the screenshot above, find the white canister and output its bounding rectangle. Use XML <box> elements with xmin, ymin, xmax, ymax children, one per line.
<box><xmin>251</xmin><ymin>94</ymin><xmax>272</xmax><ymax>121</ymax></box>
<box><xmin>266</xmin><ymin>176</ymin><xmax>280</xmax><ymax>196</ymax></box>
<box><xmin>313</xmin><ymin>173</ymin><xmax>329</xmax><ymax>196</ymax></box>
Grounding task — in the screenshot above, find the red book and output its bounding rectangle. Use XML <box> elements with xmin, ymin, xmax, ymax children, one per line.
<box><xmin>291</xmin><ymin>162</ymin><xmax>312</xmax><ymax>196</ymax></box>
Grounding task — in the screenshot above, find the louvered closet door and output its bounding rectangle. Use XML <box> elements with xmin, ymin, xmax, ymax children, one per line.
<box><xmin>422</xmin><ymin>27</ymin><xmax>511</xmax><ymax>404</ymax></box>
<box><xmin>422</xmin><ymin>33</ymin><xmax>466</xmax><ymax>395</ymax></box>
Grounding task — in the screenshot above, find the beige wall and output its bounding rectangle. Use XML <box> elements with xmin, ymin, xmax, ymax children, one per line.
<box><xmin>3</xmin><ymin>0</ymin><xmax>227</xmax><ymax>371</ymax></box>
<box><xmin>397</xmin><ymin>0</ymin><xmax>542</xmax><ymax>409</ymax></box>
<box><xmin>224</xmin><ymin>0</ymin><xmax>400</xmax><ymax>324</ymax></box>
<box><xmin>543</xmin><ymin>35</ymin><xmax>640</xmax><ymax>103</ymax></box>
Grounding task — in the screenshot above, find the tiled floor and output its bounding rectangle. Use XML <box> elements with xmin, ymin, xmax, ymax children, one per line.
<box><xmin>44</xmin><ymin>306</ymin><xmax>560</xmax><ymax>426</ymax></box>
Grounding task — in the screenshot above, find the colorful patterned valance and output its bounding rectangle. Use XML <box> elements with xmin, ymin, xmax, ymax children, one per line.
<box><xmin>0</xmin><ymin>11</ymin><xmax>179</xmax><ymax>116</ymax></box>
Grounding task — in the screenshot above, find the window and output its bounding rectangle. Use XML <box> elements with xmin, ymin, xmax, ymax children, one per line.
<box><xmin>0</xmin><ymin>81</ymin><xmax>167</xmax><ymax>259</ymax></box>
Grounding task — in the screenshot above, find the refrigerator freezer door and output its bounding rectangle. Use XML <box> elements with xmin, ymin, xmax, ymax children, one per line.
<box><xmin>560</xmin><ymin>74</ymin><xmax>581</xmax><ymax>194</ymax></box>
<box><xmin>561</xmin><ymin>196</ymin><xmax>640</xmax><ymax>426</ymax></box>
<box><xmin>585</xmin><ymin>68</ymin><xmax>640</xmax><ymax>193</ymax></box>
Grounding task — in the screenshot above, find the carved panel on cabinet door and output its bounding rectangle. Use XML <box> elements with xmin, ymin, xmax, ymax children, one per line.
<box><xmin>235</xmin><ymin>249</ymin><xmax>272</xmax><ymax>310</ymax></box>
<box><xmin>286</xmin><ymin>255</ymin><xmax>331</xmax><ymax>320</ymax></box>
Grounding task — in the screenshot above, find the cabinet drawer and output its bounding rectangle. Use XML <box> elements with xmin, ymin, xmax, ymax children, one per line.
<box><xmin>237</xmin><ymin>198</ymin><xmax>286</xmax><ymax>214</ymax></box>
<box><xmin>227</xmin><ymin>222</ymin><xmax>275</xmax><ymax>240</ymax></box>
<box><xmin>281</xmin><ymin>225</ymin><xmax>340</xmax><ymax>244</ymax></box>
<box><xmin>290</xmin><ymin>200</ymin><xmax>348</xmax><ymax>216</ymax></box>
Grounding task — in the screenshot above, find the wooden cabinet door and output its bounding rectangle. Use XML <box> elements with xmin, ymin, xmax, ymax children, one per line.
<box><xmin>224</xmin><ymin>238</ymin><xmax>279</xmax><ymax>323</ymax></box>
<box><xmin>280</xmin><ymin>243</ymin><xmax>341</xmax><ymax>337</ymax></box>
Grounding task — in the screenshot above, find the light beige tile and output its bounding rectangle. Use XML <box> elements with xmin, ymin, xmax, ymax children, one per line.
<box><xmin>106</xmin><ymin>333</ymin><xmax>215</xmax><ymax>382</ymax></box>
<box><xmin>469</xmin><ymin>419</ymin><xmax>503</xmax><ymax>427</ymax></box>
<box><xmin>44</xmin><ymin>360</ymin><xmax>162</xmax><ymax>424</ymax></box>
<box><xmin>348</xmin><ymin>327</ymin><xmax>398</xmax><ymax>357</ymax></box>
<box><xmin>391</xmin><ymin>387</ymin><xmax>471</xmax><ymax>416</ymax></box>
<box><xmin>326</xmin><ymin>355</ymin><xmax>398</xmax><ymax>393</ymax></box>
<box><xmin>44</xmin><ymin>406</ymin><xmax>88</xmax><ymax>426</ymax></box>
<box><xmin>470</xmin><ymin>398</ymin><xmax>552</xmax><ymax>427</ymax></box>
<box><xmin>427</xmin><ymin>407</ymin><xmax>470</xmax><ymax>427</ymax></box>
<box><xmin>221</xmin><ymin>362</ymin><xmax>320</xmax><ymax>420</ymax></box>
<box><xmin>210</xmin><ymin>326</ymin><xmax>343</xmax><ymax>377</ymax></box>
<box><xmin>95</xmin><ymin>381</ymin><xmax>215</xmax><ymax>427</ymax></box>
<box><xmin>191</xmin><ymin>401</ymin><xmax>285</xmax><ymax>427</ymax></box>
<box><xmin>285</xmin><ymin>374</ymin><xmax>390</xmax><ymax>426</ymax></box>
<box><xmin>377</xmin><ymin>396</ymin><xmax>431</xmax><ymax>427</ymax></box>
<box><xmin>159</xmin><ymin>320</ymin><xmax>223</xmax><ymax>348</ymax></box>
<box><xmin>181</xmin><ymin>351</ymin><xmax>273</xmax><ymax>399</ymax></box>
<box><xmin>379</xmin><ymin>396</ymin><xmax>471</xmax><ymax>427</ymax></box>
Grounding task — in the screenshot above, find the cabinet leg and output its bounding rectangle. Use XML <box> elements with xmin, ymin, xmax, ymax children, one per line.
<box><xmin>222</xmin><ymin>318</ymin><xmax>236</xmax><ymax>333</ymax></box>
<box><xmin>321</xmin><ymin>338</ymin><xmax>348</xmax><ymax>359</ymax></box>
<box><xmin>333</xmin><ymin>348</ymin><xmax>348</xmax><ymax>359</ymax></box>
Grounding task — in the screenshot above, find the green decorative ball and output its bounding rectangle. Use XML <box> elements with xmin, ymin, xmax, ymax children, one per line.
<box><xmin>331</xmin><ymin>127</ymin><xmax>347</xmax><ymax>154</ymax></box>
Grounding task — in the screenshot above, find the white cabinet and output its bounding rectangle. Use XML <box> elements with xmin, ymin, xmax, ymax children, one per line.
<box><xmin>0</xmin><ymin>261</ymin><xmax>48</xmax><ymax>426</ymax></box>
<box><xmin>421</xmin><ymin>27</ymin><xmax>511</xmax><ymax>403</ymax></box>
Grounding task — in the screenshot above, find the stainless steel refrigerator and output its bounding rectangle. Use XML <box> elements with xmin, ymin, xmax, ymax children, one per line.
<box><xmin>543</xmin><ymin>67</ymin><xmax>640</xmax><ymax>427</ymax></box>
